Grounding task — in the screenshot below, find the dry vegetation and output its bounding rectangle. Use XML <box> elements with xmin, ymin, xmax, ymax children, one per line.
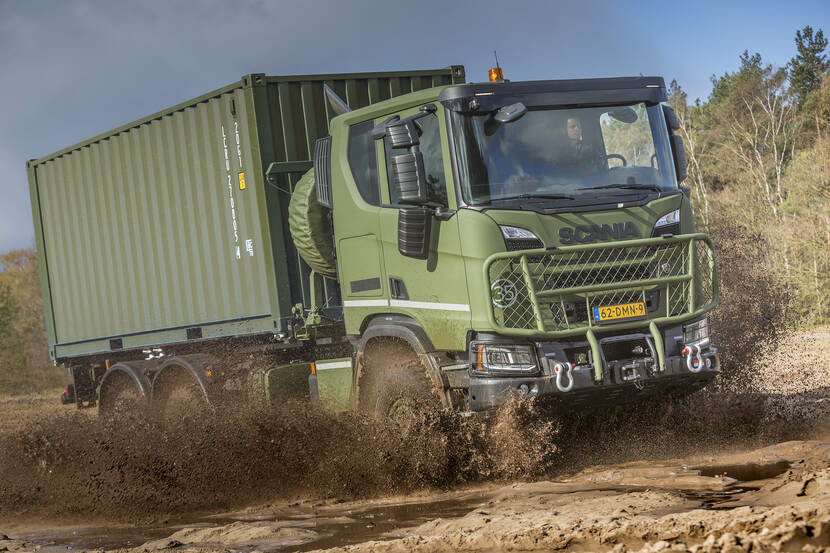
<box><xmin>670</xmin><ymin>27</ymin><xmax>830</xmax><ymax>328</ymax></box>
<box><xmin>0</xmin><ymin>250</ymin><xmax>66</xmax><ymax>394</ymax></box>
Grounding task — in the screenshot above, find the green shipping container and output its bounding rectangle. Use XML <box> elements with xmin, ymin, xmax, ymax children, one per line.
<box><xmin>28</xmin><ymin>66</ymin><xmax>466</xmax><ymax>360</ymax></box>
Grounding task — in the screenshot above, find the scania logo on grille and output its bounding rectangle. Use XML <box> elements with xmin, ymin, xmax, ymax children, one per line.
<box><xmin>491</xmin><ymin>278</ymin><xmax>518</xmax><ymax>308</ymax></box>
<box><xmin>559</xmin><ymin>222</ymin><xmax>638</xmax><ymax>245</ymax></box>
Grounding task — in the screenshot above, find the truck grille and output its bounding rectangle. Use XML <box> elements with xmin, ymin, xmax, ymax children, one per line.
<box><xmin>485</xmin><ymin>235</ymin><xmax>717</xmax><ymax>334</ymax></box>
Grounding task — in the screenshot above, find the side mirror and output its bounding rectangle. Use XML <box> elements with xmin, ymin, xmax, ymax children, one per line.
<box><xmin>485</xmin><ymin>102</ymin><xmax>527</xmax><ymax>136</ymax></box>
<box><xmin>607</xmin><ymin>106</ymin><xmax>638</xmax><ymax>123</ymax></box>
<box><xmin>398</xmin><ymin>207</ymin><xmax>432</xmax><ymax>259</ymax></box>
<box><xmin>387</xmin><ymin>120</ymin><xmax>421</xmax><ymax>149</ymax></box>
<box><xmin>375</xmin><ymin>105</ymin><xmax>438</xmax><ymax>206</ymax></box>
<box><xmin>494</xmin><ymin>102</ymin><xmax>527</xmax><ymax>123</ymax></box>
<box><xmin>662</xmin><ymin>105</ymin><xmax>686</xmax><ymax>183</ymax></box>
<box><xmin>390</xmin><ymin>151</ymin><xmax>429</xmax><ymax>205</ymax></box>
<box><xmin>670</xmin><ymin>134</ymin><xmax>688</xmax><ymax>184</ymax></box>
<box><xmin>662</xmin><ymin>105</ymin><xmax>681</xmax><ymax>132</ymax></box>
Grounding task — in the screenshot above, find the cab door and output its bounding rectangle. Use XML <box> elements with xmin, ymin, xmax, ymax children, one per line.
<box><xmin>336</xmin><ymin>120</ymin><xmax>389</xmax><ymax>321</ymax></box>
<box><xmin>375</xmin><ymin>103</ymin><xmax>471</xmax><ymax>351</ymax></box>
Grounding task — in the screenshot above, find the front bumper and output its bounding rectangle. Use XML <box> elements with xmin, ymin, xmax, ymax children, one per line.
<box><xmin>469</xmin><ymin>349</ymin><xmax>718</xmax><ymax>411</ymax></box>
<box><xmin>467</xmin><ymin>318</ymin><xmax>718</xmax><ymax>412</ymax></box>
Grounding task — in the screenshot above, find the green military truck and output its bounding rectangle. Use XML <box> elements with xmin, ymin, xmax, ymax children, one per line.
<box><xmin>27</xmin><ymin>64</ymin><xmax>718</xmax><ymax>417</ymax></box>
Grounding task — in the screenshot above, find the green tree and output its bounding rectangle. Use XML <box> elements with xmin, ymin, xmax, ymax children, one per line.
<box><xmin>788</xmin><ymin>26</ymin><xmax>828</xmax><ymax>107</ymax></box>
<box><xmin>706</xmin><ymin>52</ymin><xmax>797</xmax><ymax>220</ymax></box>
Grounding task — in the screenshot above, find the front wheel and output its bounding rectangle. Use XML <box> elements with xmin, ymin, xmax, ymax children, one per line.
<box><xmin>358</xmin><ymin>340</ymin><xmax>441</xmax><ymax>420</ymax></box>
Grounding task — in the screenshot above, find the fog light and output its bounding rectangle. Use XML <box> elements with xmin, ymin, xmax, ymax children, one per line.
<box><xmin>683</xmin><ymin>316</ymin><xmax>710</xmax><ymax>346</ymax></box>
<box><xmin>518</xmin><ymin>384</ymin><xmax>529</xmax><ymax>395</ymax></box>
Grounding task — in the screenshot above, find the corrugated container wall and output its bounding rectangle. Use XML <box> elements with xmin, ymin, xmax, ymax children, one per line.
<box><xmin>28</xmin><ymin>66</ymin><xmax>466</xmax><ymax>360</ymax></box>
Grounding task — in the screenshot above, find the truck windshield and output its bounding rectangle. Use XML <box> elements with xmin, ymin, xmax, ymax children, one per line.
<box><xmin>451</xmin><ymin>102</ymin><xmax>677</xmax><ymax>206</ymax></box>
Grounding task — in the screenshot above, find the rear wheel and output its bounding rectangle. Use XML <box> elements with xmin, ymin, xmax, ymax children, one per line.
<box><xmin>152</xmin><ymin>371</ymin><xmax>206</xmax><ymax>419</ymax></box>
<box><xmin>358</xmin><ymin>339</ymin><xmax>441</xmax><ymax>420</ymax></box>
<box><xmin>98</xmin><ymin>373</ymin><xmax>144</xmax><ymax>418</ymax></box>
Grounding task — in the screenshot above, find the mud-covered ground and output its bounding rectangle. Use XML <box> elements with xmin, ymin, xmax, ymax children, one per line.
<box><xmin>1</xmin><ymin>329</ymin><xmax>830</xmax><ymax>553</ymax></box>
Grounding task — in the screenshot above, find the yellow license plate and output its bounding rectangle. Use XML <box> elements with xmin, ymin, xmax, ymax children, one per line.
<box><xmin>593</xmin><ymin>301</ymin><xmax>646</xmax><ymax>323</ymax></box>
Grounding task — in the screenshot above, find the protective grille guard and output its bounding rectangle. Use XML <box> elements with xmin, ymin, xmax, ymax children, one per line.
<box><xmin>483</xmin><ymin>234</ymin><xmax>719</xmax><ymax>381</ymax></box>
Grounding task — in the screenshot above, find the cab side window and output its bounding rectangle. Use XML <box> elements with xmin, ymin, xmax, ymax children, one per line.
<box><xmin>384</xmin><ymin>112</ymin><xmax>448</xmax><ymax>207</ymax></box>
<box><xmin>348</xmin><ymin>120</ymin><xmax>380</xmax><ymax>205</ymax></box>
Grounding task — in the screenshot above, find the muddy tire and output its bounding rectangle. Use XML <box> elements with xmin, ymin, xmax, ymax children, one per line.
<box><xmin>98</xmin><ymin>374</ymin><xmax>144</xmax><ymax>419</ymax></box>
<box><xmin>358</xmin><ymin>340</ymin><xmax>441</xmax><ymax>420</ymax></box>
<box><xmin>152</xmin><ymin>372</ymin><xmax>206</xmax><ymax>420</ymax></box>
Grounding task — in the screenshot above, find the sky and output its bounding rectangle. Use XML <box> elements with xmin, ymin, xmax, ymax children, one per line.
<box><xmin>1</xmin><ymin>0</ymin><xmax>828</xmax><ymax>253</ymax></box>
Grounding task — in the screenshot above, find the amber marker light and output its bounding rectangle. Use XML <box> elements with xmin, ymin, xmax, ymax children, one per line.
<box><xmin>476</xmin><ymin>345</ymin><xmax>484</xmax><ymax>371</ymax></box>
<box><xmin>488</xmin><ymin>67</ymin><xmax>504</xmax><ymax>82</ymax></box>
<box><xmin>311</xmin><ymin>362</ymin><xmax>317</xmax><ymax>375</ymax></box>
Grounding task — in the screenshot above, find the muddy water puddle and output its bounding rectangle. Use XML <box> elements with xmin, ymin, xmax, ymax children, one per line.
<box><xmin>284</xmin><ymin>496</ymin><xmax>489</xmax><ymax>552</ymax></box>
<box><xmin>679</xmin><ymin>460</ymin><xmax>791</xmax><ymax>510</ymax></box>
<box><xmin>15</xmin><ymin>459</ymin><xmax>795</xmax><ymax>552</ymax></box>
<box><xmin>693</xmin><ymin>460</ymin><xmax>790</xmax><ymax>481</ymax></box>
<box><xmin>18</xmin><ymin>523</ymin><xmax>182</xmax><ymax>551</ymax></box>
<box><xmin>18</xmin><ymin>495</ymin><xmax>489</xmax><ymax>552</ymax></box>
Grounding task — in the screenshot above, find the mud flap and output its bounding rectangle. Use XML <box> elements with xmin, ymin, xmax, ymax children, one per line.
<box><xmin>254</xmin><ymin>363</ymin><xmax>313</xmax><ymax>404</ymax></box>
<box><xmin>314</xmin><ymin>357</ymin><xmax>354</xmax><ymax>411</ymax></box>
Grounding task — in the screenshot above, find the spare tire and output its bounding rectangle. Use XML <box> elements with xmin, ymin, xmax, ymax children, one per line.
<box><xmin>288</xmin><ymin>169</ymin><xmax>337</xmax><ymax>278</ymax></box>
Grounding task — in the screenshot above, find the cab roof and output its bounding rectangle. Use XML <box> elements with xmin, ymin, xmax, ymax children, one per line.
<box><xmin>438</xmin><ymin>76</ymin><xmax>667</xmax><ymax>110</ymax></box>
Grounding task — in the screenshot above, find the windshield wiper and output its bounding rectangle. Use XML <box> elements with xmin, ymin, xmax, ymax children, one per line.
<box><xmin>491</xmin><ymin>193</ymin><xmax>576</xmax><ymax>202</ymax></box>
<box><xmin>582</xmin><ymin>184</ymin><xmax>663</xmax><ymax>193</ymax></box>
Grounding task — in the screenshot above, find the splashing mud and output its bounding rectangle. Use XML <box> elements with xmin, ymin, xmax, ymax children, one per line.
<box><xmin>0</xmin><ymin>398</ymin><xmax>559</xmax><ymax>524</ymax></box>
<box><xmin>3</xmin><ymin>327</ymin><xmax>830</xmax><ymax>533</ymax></box>
<box><xmin>2</xmin><ymin>381</ymin><xmax>829</xmax><ymax>527</ymax></box>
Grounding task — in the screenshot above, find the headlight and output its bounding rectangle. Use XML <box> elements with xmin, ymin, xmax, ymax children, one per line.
<box><xmin>654</xmin><ymin>209</ymin><xmax>680</xmax><ymax>228</ymax></box>
<box><xmin>683</xmin><ymin>316</ymin><xmax>710</xmax><ymax>345</ymax></box>
<box><xmin>471</xmin><ymin>343</ymin><xmax>539</xmax><ymax>375</ymax></box>
<box><xmin>499</xmin><ymin>226</ymin><xmax>543</xmax><ymax>251</ymax></box>
<box><xmin>652</xmin><ymin>209</ymin><xmax>680</xmax><ymax>237</ymax></box>
<box><xmin>500</xmin><ymin>225</ymin><xmax>539</xmax><ymax>239</ymax></box>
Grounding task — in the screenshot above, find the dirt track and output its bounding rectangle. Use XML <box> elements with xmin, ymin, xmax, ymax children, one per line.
<box><xmin>1</xmin><ymin>330</ymin><xmax>829</xmax><ymax>553</ymax></box>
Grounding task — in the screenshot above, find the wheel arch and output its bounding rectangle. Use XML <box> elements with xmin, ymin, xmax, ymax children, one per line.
<box><xmin>151</xmin><ymin>354</ymin><xmax>214</xmax><ymax>403</ymax></box>
<box><xmin>356</xmin><ymin>314</ymin><xmax>435</xmax><ymax>356</ymax></box>
<box><xmin>354</xmin><ymin>315</ymin><xmax>450</xmax><ymax>410</ymax></box>
<box><xmin>97</xmin><ymin>361</ymin><xmax>154</xmax><ymax>407</ymax></box>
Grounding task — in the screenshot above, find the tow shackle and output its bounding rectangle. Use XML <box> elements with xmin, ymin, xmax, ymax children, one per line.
<box><xmin>681</xmin><ymin>344</ymin><xmax>705</xmax><ymax>373</ymax></box>
<box><xmin>553</xmin><ymin>362</ymin><xmax>574</xmax><ymax>392</ymax></box>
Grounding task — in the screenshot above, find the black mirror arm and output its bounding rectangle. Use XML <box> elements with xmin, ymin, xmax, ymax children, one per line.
<box><xmin>432</xmin><ymin>206</ymin><xmax>456</xmax><ymax>220</ymax></box>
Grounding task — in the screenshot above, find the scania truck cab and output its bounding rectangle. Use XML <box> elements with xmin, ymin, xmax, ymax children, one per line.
<box><xmin>320</xmin><ymin>75</ymin><xmax>718</xmax><ymax>414</ymax></box>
